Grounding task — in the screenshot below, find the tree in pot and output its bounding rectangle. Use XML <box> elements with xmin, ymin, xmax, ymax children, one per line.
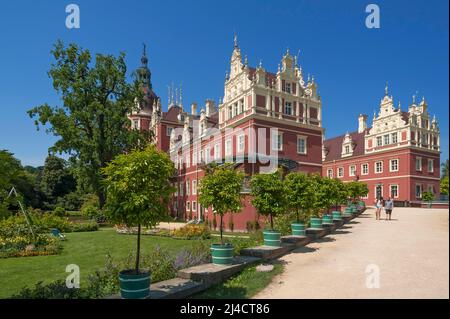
<box><xmin>198</xmin><ymin>163</ymin><xmax>244</xmax><ymax>265</ymax></box>
<box><xmin>422</xmin><ymin>191</ymin><xmax>435</xmax><ymax>208</ymax></box>
<box><xmin>250</xmin><ymin>171</ymin><xmax>287</xmax><ymax>247</ymax></box>
<box><xmin>285</xmin><ymin>172</ymin><xmax>315</xmax><ymax>236</ymax></box>
<box><xmin>102</xmin><ymin>145</ymin><xmax>175</xmax><ymax>299</ymax></box>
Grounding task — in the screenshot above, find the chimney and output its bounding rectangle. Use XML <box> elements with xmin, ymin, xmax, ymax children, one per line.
<box><xmin>358</xmin><ymin>114</ymin><xmax>368</xmax><ymax>133</ymax></box>
<box><xmin>191</xmin><ymin>102</ymin><xmax>197</xmax><ymax>116</ymax></box>
<box><xmin>205</xmin><ymin>99</ymin><xmax>216</xmax><ymax>117</ymax></box>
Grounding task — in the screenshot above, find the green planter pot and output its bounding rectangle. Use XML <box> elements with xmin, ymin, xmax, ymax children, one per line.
<box><xmin>291</xmin><ymin>223</ymin><xmax>305</xmax><ymax>236</ymax></box>
<box><xmin>263</xmin><ymin>229</ymin><xmax>281</xmax><ymax>247</ymax></box>
<box><xmin>332</xmin><ymin>211</ymin><xmax>342</xmax><ymax>220</ymax></box>
<box><xmin>310</xmin><ymin>217</ymin><xmax>322</xmax><ymax>229</ymax></box>
<box><xmin>211</xmin><ymin>243</ymin><xmax>234</xmax><ymax>265</ymax></box>
<box><xmin>119</xmin><ymin>269</ymin><xmax>150</xmax><ymax>299</ymax></box>
<box><xmin>322</xmin><ymin>214</ymin><xmax>333</xmax><ymax>224</ymax></box>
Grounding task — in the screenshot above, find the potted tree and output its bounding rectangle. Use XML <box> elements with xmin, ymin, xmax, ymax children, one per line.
<box><xmin>329</xmin><ymin>178</ymin><xmax>347</xmax><ymax>221</ymax></box>
<box><xmin>285</xmin><ymin>172</ymin><xmax>314</xmax><ymax>236</ymax></box>
<box><xmin>251</xmin><ymin>171</ymin><xmax>287</xmax><ymax>247</ymax></box>
<box><xmin>308</xmin><ymin>174</ymin><xmax>324</xmax><ymax>229</ymax></box>
<box><xmin>198</xmin><ymin>163</ymin><xmax>244</xmax><ymax>265</ymax></box>
<box><xmin>102</xmin><ymin>145</ymin><xmax>175</xmax><ymax>299</ymax></box>
<box><xmin>422</xmin><ymin>191</ymin><xmax>435</xmax><ymax>208</ymax></box>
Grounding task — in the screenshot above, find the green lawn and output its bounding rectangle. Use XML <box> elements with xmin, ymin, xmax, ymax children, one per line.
<box><xmin>0</xmin><ymin>228</ymin><xmax>206</xmax><ymax>298</ymax></box>
<box><xmin>192</xmin><ymin>263</ymin><xmax>284</xmax><ymax>299</ymax></box>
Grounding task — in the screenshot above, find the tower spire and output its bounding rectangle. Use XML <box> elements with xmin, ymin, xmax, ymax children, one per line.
<box><xmin>141</xmin><ymin>43</ymin><xmax>148</xmax><ymax>66</ymax></box>
<box><xmin>234</xmin><ymin>32</ymin><xmax>238</xmax><ymax>48</ymax></box>
<box><xmin>385</xmin><ymin>82</ymin><xmax>389</xmax><ymax>96</ymax></box>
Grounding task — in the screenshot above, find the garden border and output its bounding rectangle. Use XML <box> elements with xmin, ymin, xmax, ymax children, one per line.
<box><xmin>107</xmin><ymin>207</ymin><xmax>367</xmax><ymax>299</ymax></box>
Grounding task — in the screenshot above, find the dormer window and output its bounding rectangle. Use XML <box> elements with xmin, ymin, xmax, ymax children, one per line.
<box><xmin>345</xmin><ymin>145</ymin><xmax>350</xmax><ymax>154</ymax></box>
<box><xmin>285</xmin><ymin>83</ymin><xmax>291</xmax><ymax>93</ymax></box>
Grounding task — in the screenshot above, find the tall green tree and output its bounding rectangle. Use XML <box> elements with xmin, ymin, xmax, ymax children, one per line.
<box><xmin>102</xmin><ymin>145</ymin><xmax>175</xmax><ymax>274</ymax></box>
<box><xmin>0</xmin><ymin>150</ymin><xmax>42</xmax><ymax>215</ymax></box>
<box><xmin>28</xmin><ymin>41</ymin><xmax>150</xmax><ymax>208</ymax></box>
<box><xmin>198</xmin><ymin>163</ymin><xmax>245</xmax><ymax>244</ymax></box>
<box><xmin>40</xmin><ymin>155</ymin><xmax>76</xmax><ymax>202</ymax></box>
<box><xmin>346</xmin><ymin>181</ymin><xmax>369</xmax><ymax>202</ymax></box>
<box><xmin>440</xmin><ymin>176</ymin><xmax>449</xmax><ymax>196</ymax></box>
<box><xmin>251</xmin><ymin>171</ymin><xmax>287</xmax><ymax>230</ymax></box>
<box><xmin>284</xmin><ymin>172</ymin><xmax>315</xmax><ymax>223</ymax></box>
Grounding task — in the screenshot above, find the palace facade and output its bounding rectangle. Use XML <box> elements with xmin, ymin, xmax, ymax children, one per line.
<box><xmin>130</xmin><ymin>38</ymin><xmax>324</xmax><ymax>230</ymax></box>
<box><xmin>322</xmin><ymin>86</ymin><xmax>441</xmax><ymax>206</ymax></box>
<box><xmin>130</xmin><ymin>40</ymin><xmax>442</xmax><ymax>230</ymax></box>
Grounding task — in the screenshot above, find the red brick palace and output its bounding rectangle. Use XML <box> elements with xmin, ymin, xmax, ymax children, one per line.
<box><xmin>322</xmin><ymin>86</ymin><xmax>441</xmax><ymax>206</ymax></box>
<box><xmin>129</xmin><ymin>41</ymin><xmax>441</xmax><ymax>230</ymax></box>
<box><xmin>130</xmin><ymin>38</ymin><xmax>324</xmax><ymax>230</ymax></box>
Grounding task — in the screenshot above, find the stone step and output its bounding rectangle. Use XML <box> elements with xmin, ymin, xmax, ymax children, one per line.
<box><xmin>322</xmin><ymin>223</ymin><xmax>336</xmax><ymax>232</ymax></box>
<box><xmin>306</xmin><ymin>228</ymin><xmax>328</xmax><ymax>240</ymax></box>
<box><xmin>149</xmin><ymin>278</ymin><xmax>206</xmax><ymax>299</ymax></box>
<box><xmin>177</xmin><ymin>255</ymin><xmax>261</xmax><ymax>285</ymax></box>
<box><xmin>281</xmin><ymin>235</ymin><xmax>310</xmax><ymax>247</ymax></box>
<box><xmin>240</xmin><ymin>243</ymin><xmax>295</xmax><ymax>260</ymax></box>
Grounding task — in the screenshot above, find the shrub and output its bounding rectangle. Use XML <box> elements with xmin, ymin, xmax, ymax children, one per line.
<box><xmin>171</xmin><ymin>224</ymin><xmax>210</xmax><ymax>240</ymax></box>
<box><xmin>273</xmin><ymin>211</ymin><xmax>298</xmax><ymax>236</ymax></box>
<box><xmin>81</xmin><ymin>204</ymin><xmax>100</xmax><ymax>219</ymax></box>
<box><xmin>53</xmin><ymin>206</ymin><xmax>66</xmax><ymax>217</ymax></box>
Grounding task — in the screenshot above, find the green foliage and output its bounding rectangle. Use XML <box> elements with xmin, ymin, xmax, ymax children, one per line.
<box><xmin>53</xmin><ymin>206</ymin><xmax>66</xmax><ymax>217</ymax></box>
<box><xmin>28</xmin><ymin>41</ymin><xmax>152</xmax><ymax>208</ymax></box>
<box><xmin>40</xmin><ymin>155</ymin><xmax>76</xmax><ymax>203</ymax></box>
<box><xmin>0</xmin><ymin>150</ymin><xmax>43</xmax><ymax>214</ymax></box>
<box><xmin>440</xmin><ymin>176</ymin><xmax>449</xmax><ymax>195</ymax></box>
<box><xmin>250</xmin><ymin>171</ymin><xmax>287</xmax><ymax>230</ymax></box>
<box><xmin>102</xmin><ymin>145</ymin><xmax>175</xmax><ymax>227</ymax></box>
<box><xmin>273</xmin><ymin>211</ymin><xmax>300</xmax><ymax>236</ymax></box>
<box><xmin>346</xmin><ymin>181</ymin><xmax>369</xmax><ymax>202</ymax></box>
<box><xmin>422</xmin><ymin>191</ymin><xmax>435</xmax><ymax>203</ymax></box>
<box><xmin>284</xmin><ymin>172</ymin><xmax>316</xmax><ymax>221</ymax></box>
<box><xmin>171</xmin><ymin>224</ymin><xmax>211</xmax><ymax>240</ymax></box>
<box><xmin>198</xmin><ymin>163</ymin><xmax>244</xmax><ymax>244</ymax></box>
<box><xmin>102</xmin><ymin>145</ymin><xmax>175</xmax><ymax>273</ymax></box>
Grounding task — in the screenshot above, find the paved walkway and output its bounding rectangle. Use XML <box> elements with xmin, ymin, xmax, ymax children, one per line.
<box><xmin>255</xmin><ymin>207</ymin><xmax>449</xmax><ymax>299</ymax></box>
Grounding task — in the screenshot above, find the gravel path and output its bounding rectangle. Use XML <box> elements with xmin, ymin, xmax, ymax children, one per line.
<box><xmin>254</xmin><ymin>207</ymin><xmax>449</xmax><ymax>299</ymax></box>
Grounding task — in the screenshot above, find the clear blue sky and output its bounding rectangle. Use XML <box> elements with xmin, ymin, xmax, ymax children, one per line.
<box><xmin>0</xmin><ymin>0</ymin><xmax>448</xmax><ymax>167</ymax></box>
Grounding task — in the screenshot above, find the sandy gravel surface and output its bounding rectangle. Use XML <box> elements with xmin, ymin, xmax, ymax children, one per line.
<box><xmin>254</xmin><ymin>207</ymin><xmax>449</xmax><ymax>299</ymax></box>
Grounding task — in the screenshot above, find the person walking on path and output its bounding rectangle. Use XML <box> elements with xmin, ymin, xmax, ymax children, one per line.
<box><xmin>385</xmin><ymin>197</ymin><xmax>394</xmax><ymax>220</ymax></box>
<box><xmin>374</xmin><ymin>196</ymin><xmax>383</xmax><ymax>220</ymax></box>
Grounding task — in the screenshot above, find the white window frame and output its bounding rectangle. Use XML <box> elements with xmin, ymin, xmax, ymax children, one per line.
<box><xmin>297</xmin><ymin>136</ymin><xmax>307</xmax><ymax>154</ymax></box>
<box><xmin>361</xmin><ymin>163</ymin><xmax>369</xmax><ymax>175</ymax></box>
<box><xmin>185</xmin><ymin>154</ymin><xmax>190</xmax><ymax>168</ymax></box>
<box><xmin>428</xmin><ymin>159</ymin><xmax>434</xmax><ymax>173</ymax></box>
<box><xmin>238</xmin><ymin>134</ymin><xmax>245</xmax><ymax>153</ymax></box>
<box><xmin>214</xmin><ymin>143</ymin><xmax>221</xmax><ymax>160</ymax></box>
<box><xmin>133</xmin><ymin>119</ymin><xmax>139</xmax><ymax>130</ymax></box>
<box><xmin>192</xmin><ymin>201</ymin><xmax>197</xmax><ymax>212</ymax></box>
<box><xmin>284</xmin><ymin>101</ymin><xmax>292</xmax><ymax>115</ymax></box>
<box><xmin>375</xmin><ymin>161</ymin><xmax>383</xmax><ymax>174</ymax></box>
<box><xmin>349</xmin><ymin>165</ymin><xmax>356</xmax><ymax>177</ymax></box>
<box><xmin>376</xmin><ymin>136</ymin><xmax>382</xmax><ymax>147</ymax></box>
<box><xmin>186</xmin><ymin>201</ymin><xmax>191</xmax><ymax>211</ymax></box>
<box><xmin>205</xmin><ymin>147</ymin><xmax>211</xmax><ymax>163</ymax></box>
<box><xmin>389</xmin><ymin>159</ymin><xmax>399</xmax><ymax>172</ymax></box>
<box><xmin>192</xmin><ymin>180</ymin><xmax>197</xmax><ymax>195</ymax></box>
<box><xmin>415</xmin><ymin>184</ymin><xmax>422</xmax><ymax>199</ymax></box>
<box><xmin>327</xmin><ymin>169</ymin><xmax>333</xmax><ymax>178</ymax></box>
<box><xmin>338</xmin><ymin>167</ymin><xmax>344</xmax><ymax>178</ymax></box>
<box><xmin>427</xmin><ymin>184</ymin><xmax>434</xmax><ymax>194</ymax></box>
<box><xmin>225</xmin><ymin>139</ymin><xmax>232</xmax><ymax>157</ymax></box>
<box><xmin>389</xmin><ymin>184</ymin><xmax>399</xmax><ymax>198</ymax></box>
<box><xmin>416</xmin><ymin>157</ymin><xmax>422</xmax><ymax>171</ymax></box>
<box><xmin>272</xmin><ymin>132</ymin><xmax>283</xmax><ymax>151</ymax></box>
<box><xmin>383</xmin><ymin>134</ymin><xmax>390</xmax><ymax>145</ymax></box>
<box><xmin>285</xmin><ymin>82</ymin><xmax>291</xmax><ymax>93</ymax></box>
<box><xmin>391</xmin><ymin>132</ymin><xmax>398</xmax><ymax>144</ymax></box>
<box><xmin>166</xmin><ymin>126</ymin><xmax>173</xmax><ymax>137</ymax></box>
